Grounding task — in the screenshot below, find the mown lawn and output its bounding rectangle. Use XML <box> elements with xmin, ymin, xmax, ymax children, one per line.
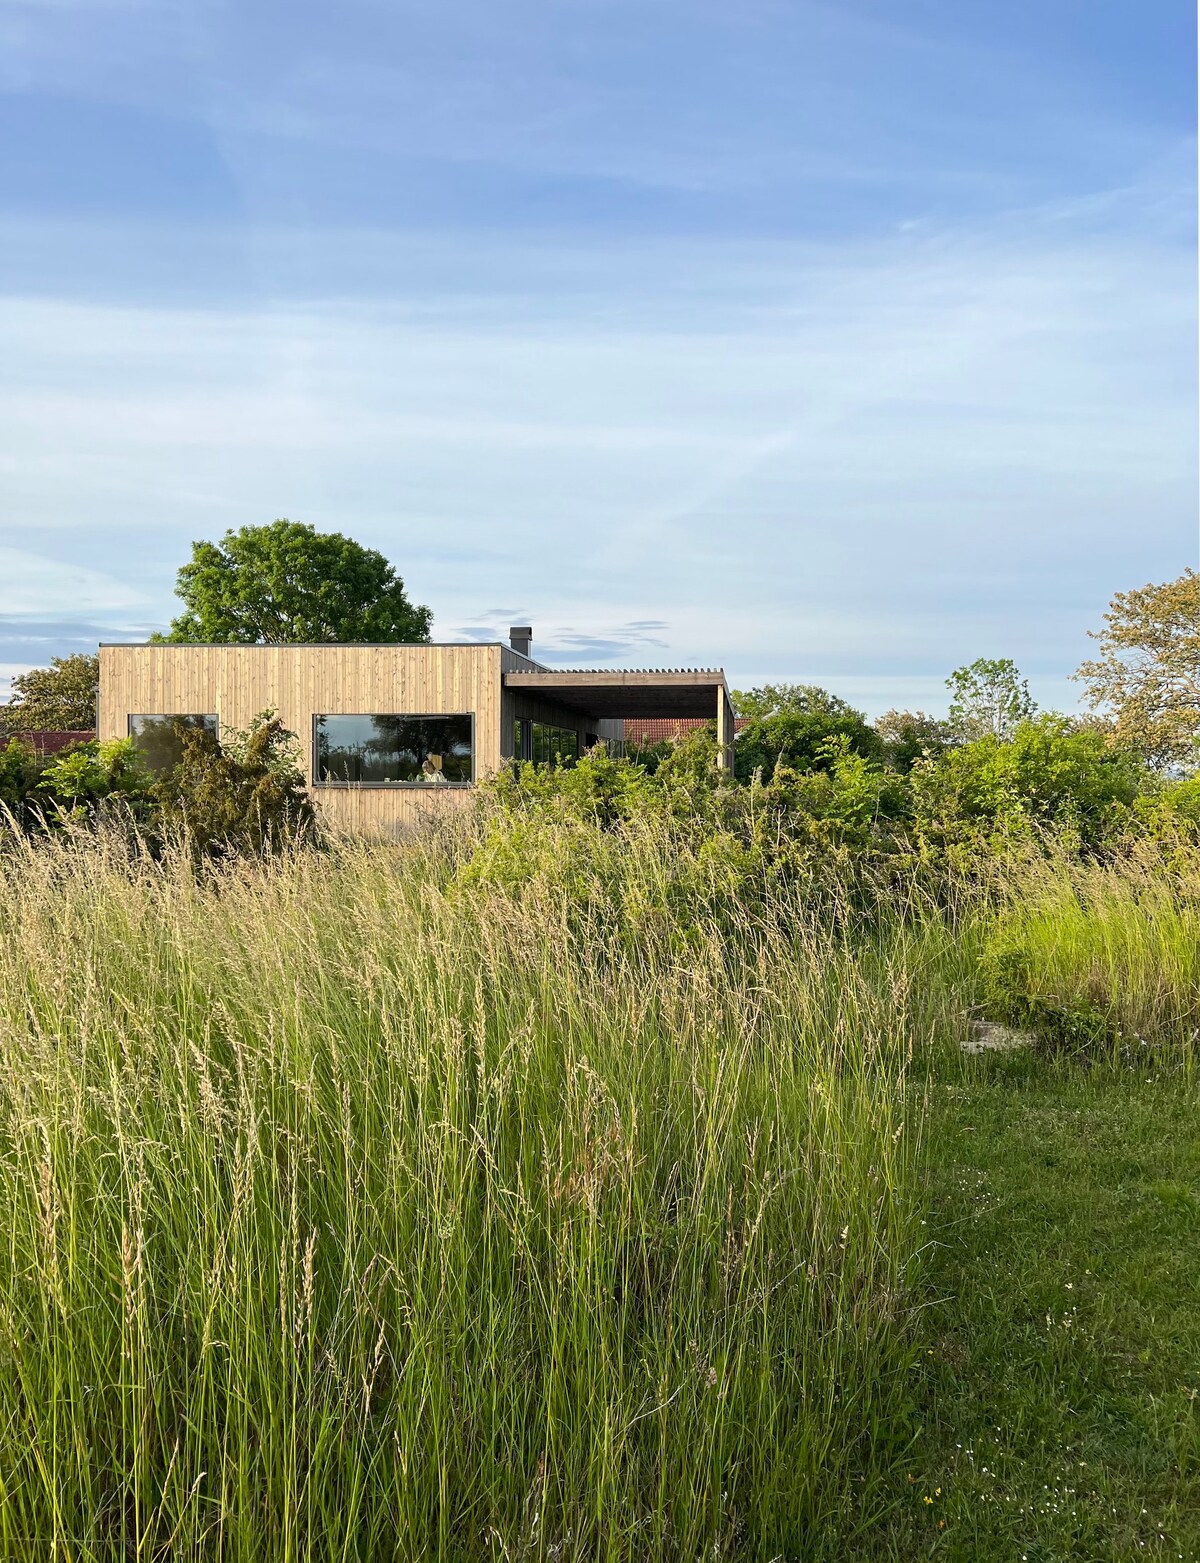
<box><xmin>881</xmin><ymin>1048</ymin><xmax>1200</xmax><ymax>1562</ymax></box>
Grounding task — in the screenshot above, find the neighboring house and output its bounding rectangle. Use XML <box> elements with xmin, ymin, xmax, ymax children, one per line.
<box><xmin>9</xmin><ymin>730</ymin><xmax>96</xmax><ymax>755</ymax></box>
<box><xmin>97</xmin><ymin>629</ymin><xmax>735</xmax><ymax>831</ymax></box>
<box><xmin>625</xmin><ymin>716</ymin><xmax>750</xmax><ymax>746</ymax></box>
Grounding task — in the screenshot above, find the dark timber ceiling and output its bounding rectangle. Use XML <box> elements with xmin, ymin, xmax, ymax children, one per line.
<box><xmin>504</xmin><ymin>670</ymin><xmax>727</xmax><ymax>719</ymax></box>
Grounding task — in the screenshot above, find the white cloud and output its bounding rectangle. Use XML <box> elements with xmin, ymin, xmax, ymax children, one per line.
<box><xmin>0</xmin><ymin>199</ymin><xmax>1193</xmax><ymax>703</ymax></box>
<box><xmin>0</xmin><ymin>547</ymin><xmax>152</xmax><ymax>614</ymax></box>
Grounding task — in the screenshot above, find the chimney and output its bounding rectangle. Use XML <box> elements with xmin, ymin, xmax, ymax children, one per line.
<box><xmin>509</xmin><ymin>625</ymin><xmax>533</xmax><ymax>658</ymax></box>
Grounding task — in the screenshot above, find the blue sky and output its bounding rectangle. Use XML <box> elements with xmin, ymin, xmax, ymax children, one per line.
<box><xmin>0</xmin><ymin>0</ymin><xmax>1195</xmax><ymax>715</ymax></box>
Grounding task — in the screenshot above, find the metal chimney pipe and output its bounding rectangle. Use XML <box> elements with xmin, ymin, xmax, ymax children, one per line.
<box><xmin>509</xmin><ymin>625</ymin><xmax>533</xmax><ymax>658</ymax></box>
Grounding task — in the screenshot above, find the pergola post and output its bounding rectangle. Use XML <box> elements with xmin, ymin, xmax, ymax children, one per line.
<box><xmin>716</xmin><ymin>688</ymin><xmax>733</xmax><ymax>773</ymax></box>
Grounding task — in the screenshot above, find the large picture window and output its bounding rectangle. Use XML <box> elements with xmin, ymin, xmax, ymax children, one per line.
<box><xmin>128</xmin><ymin>714</ymin><xmax>218</xmax><ymax>773</ymax></box>
<box><xmin>314</xmin><ymin>714</ymin><xmax>473</xmax><ymax>786</ymax></box>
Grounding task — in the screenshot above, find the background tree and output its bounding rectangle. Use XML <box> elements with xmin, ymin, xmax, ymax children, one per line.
<box><xmin>733</xmin><ymin>683</ymin><xmax>882</xmax><ymax>783</ymax></box>
<box><xmin>1075</xmin><ymin>570</ymin><xmax>1200</xmax><ymax>768</ymax></box>
<box><xmin>732</xmin><ymin>682</ymin><xmax>858</xmax><ymax>721</ymax></box>
<box><xmin>163</xmin><ymin>520</ymin><xmax>433</xmax><ymax>644</ymax></box>
<box><xmin>946</xmin><ymin>658</ymin><xmax>1036</xmax><ymax>742</ymax></box>
<box><xmin>1</xmin><ymin>653</ymin><xmax>99</xmax><ymax>734</ymax></box>
<box><xmin>874</xmin><ymin>709</ymin><xmax>954</xmax><ymax>773</ymax></box>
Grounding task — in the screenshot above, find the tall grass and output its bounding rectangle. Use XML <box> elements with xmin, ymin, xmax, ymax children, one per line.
<box><xmin>0</xmin><ymin>815</ymin><xmax>937</xmax><ymax>1561</ymax></box>
<box><xmin>981</xmin><ymin>837</ymin><xmax>1200</xmax><ymax>1052</ymax></box>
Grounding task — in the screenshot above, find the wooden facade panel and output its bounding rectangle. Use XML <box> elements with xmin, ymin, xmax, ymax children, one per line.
<box><xmin>98</xmin><ymin>643</ymin><xmax>504</xmax><ymax>833</ymax></box>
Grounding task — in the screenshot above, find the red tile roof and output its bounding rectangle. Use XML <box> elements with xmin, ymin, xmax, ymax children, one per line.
<box><xmin>10</xmin><ymin>730</ymin><xmax>95</xmax><ymax>755</ymax></box>
<box><xmin>624</xmin><ymin>717</ymin><xmax>748</xmax><ymax>745</ymax></box>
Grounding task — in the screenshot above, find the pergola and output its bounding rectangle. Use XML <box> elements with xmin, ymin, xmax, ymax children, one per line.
<box><xmin>502</xmin><ymin>668</ymin><xmax>735</xmax><ymax>770</ymax></box>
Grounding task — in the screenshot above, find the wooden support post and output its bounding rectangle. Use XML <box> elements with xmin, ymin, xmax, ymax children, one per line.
<box><xmin>716</xmin><ymin>688</ymin><xmax>733</xmax><ymax>772</ymax></box>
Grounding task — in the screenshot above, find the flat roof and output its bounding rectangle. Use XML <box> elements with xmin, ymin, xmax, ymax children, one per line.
<box><xmin>99</xmin><ymin>640</ymin><xmax>524</xmax><ymax>651</ymax></box>
<box><xmin>504</xmin><ymin>668</ymin><xmax>728</xmax><ymax>719</ymax></box>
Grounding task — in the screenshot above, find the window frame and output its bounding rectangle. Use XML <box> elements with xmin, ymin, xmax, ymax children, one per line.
<box><xmin>311</xmin><ymin>712</ymin><xmax>476</xmax><ymax>789</ymax></box>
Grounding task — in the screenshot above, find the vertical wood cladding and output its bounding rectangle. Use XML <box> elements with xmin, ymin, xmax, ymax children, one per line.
<box><xmin>98</xmin><ymin>643</ymin><xmax>505</xmax><ymax>832</ymax></box>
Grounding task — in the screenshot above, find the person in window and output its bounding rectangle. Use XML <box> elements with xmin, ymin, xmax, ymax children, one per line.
<box><xmin>420</xmin><ymin>754</ymin><xmax>447</xmax><ymax>784</ymax></box>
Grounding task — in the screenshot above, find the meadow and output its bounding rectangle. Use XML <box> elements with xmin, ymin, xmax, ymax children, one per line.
<box><xmin>0</xmin><ymin>803</ymin><xmax>1195</xmax><ymax>1560</ymax></box>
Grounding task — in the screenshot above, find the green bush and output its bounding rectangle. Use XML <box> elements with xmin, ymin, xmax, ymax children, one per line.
<box><xmin>1</xmin><ymin>736</ymin><xmax>149</xmax><ymax>832</ymax></box>
<box><xmin>909</xmin><ymin>715</ymin><xmax>1143</xmax><ymax>854</ymax></box>
<box><xmin>734</xmin><ymin>704</ymin><xmax>883</xmax><ymax>784</ymax></box>
<box><xmin>152</xmin><ymin>713</ymin><xmax>315</xmax><ymax>857</ymax></box>
<box><xmin>39</xmin><ymin>738</ymin><xmax>150</xmax><ymax>818</ymax></box>
<box><xmin>0</xmin><ymin>738</ymin><xmax>41</xmax><ymax>821</ymax></box>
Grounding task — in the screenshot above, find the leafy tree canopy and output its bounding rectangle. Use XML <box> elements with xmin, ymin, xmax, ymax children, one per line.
<box><xmin>1</xmin><ymin>653</ymin><xmax>98</xmax><ymax>734</ymax></box>
<box><xmin>162</xmin><ymin>520</ymin><xmax>433</xmax><ymax>645</ymax></box>
<box><xmin>733</xmin><ymin>685</ymin><xmax>882</xmax><ymax>784</ymax></box>
<box><xmin>910</xmin><ymin>714</ymin><xmax>1141</xmax><ymax>844</ymax></box>
<box><xmin>1075</xmin><ymin>569</ymin><xmax>1200</xmax><ymax>768</ymax></box>
<box><xmin>946</xmin><ymin>658</ymin><xmax>1036</xmax><ymax>743</ymax></box>
<box><xmin>874</xmin><ymin>709</ymin><xmax>955</xmax><ymax>774</ymax></box>
<box><xmin>732</xmin><ymin>682</ymin><xmax>860</xmax><ymax>721</ymax></box>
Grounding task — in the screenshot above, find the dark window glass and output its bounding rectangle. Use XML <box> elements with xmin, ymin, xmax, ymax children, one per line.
<box><xmin>128</xmin><ymin>714</ymin><xmax>218</xmax><ymax>773</ymax></box>
<box><xmin>314</xmin><ymin>714</ymin><xmax>473</xmax><ymax>785</ymax></box>
<box><xmin>530</xmin><ymin>723</ymin><xmax>579</xmax><ymax>767</ymax></box>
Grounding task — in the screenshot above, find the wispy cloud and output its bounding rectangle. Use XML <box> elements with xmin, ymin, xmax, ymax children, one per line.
<box><xmin>0</xmin><ymin>0</ymin><xmax>1193</xmax><ymax>715</ymax></box>
<box><xmin>1</xmin><ymin>193</ymin><xmax>1192</xmax><ymax>709</ymax></box>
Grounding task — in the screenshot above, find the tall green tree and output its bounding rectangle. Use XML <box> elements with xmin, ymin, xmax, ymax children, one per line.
<box><xmin>874</xmin><ymin>709</ymin><xmax>954</xmax><ymax>773</ymax></box>
<box><xmin>946</xmin><ymin>658</ymin><xmax>1036</xmax><ymax>743</ymax></box>
<box><xmin>732</xmin><ymin>683</ymin><xmax>882</xmax><ymax>784</ymax></box>
<box><xmin>732</xmin><ymin>682</ymin><xmax>859</xmax><ymax>721</ymax></box>
<box><xmin>162</xmin><ymin>520</ymin><xmax>432</xmax><ymax>644</ymax></box>
<box><xmin>1075</xmin><ymin>570</ymin><xmax>1200</xmax><ymax>768</ymax></box>
<box><xmin>1</xmin><ymin>653</ymin><xmax>99</xmax><ymax>733</ymax></box>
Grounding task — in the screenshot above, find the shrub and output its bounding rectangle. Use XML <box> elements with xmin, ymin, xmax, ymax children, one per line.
<box><xmin>909</xmin><ymin>715</ymin><xmax>1144</xmax><ymax>853</ymax></box>
<box><xmin>38</xmin><ymin>738</ymin><xmax>150</xmax><ymax>819</ymax></box>
<box><xmin>735</xmin><ymin>706</ymin><xmax>883</xmax><ymax>784</ymax></box>
<box><xmin>151</xmin><ymin>713</ymin><xmax>315</xmax><ymax>857</ymax></box>
<box><xmin>1</xmin><ymin>736</ymin><xmax>149</xmax><ymax>833</ymax></box>
<box><xmin>0</xmin><ymin>738</ymin><xmax>41</xmax><ymax>821</ymax></box>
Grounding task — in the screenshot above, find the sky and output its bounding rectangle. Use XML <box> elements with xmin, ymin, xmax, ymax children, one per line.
<box><xmin>0</xmin><ymin>0</ymin><xmax>1196</xmax><ymax>716</ymax></box>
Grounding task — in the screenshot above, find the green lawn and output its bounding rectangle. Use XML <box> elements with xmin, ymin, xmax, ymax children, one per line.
<box><xmin>881</xmin><ymin>1048</ymin><xmax>1200</xmax><ymax>1562</ymax></box>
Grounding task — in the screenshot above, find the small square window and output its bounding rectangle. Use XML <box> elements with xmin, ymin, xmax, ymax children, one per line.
<box><xmin>128</xmin><ymin>714</ymin><xmax>218</xmax><ymax>772</ymax></box>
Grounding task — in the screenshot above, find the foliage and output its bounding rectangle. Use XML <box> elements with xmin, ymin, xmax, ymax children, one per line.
<box><xmin>731</xmin><ymin>681</ymin><xmax>862</xmax><ymax>721</ymax></box>
<box><xmin>909</xmin><ymin>715</ymin><xmax>1141</xmax><ymax>851</ymax></box>
<box><xmin>874</xmin><ymin>708</ymin><xmax>955</xmax><ymax>773</ymax></box>
<box><xmin>979</xmin><ymin>838</ymin><xmax>1200</xmax><ymax>1049</ymax></box>
<box><xmin>38</xmin><ymin>738</ymin><xmax>150</xmax><ymax>818</ymax></box>
<box><xmin>1075</xmin><ymin>568</ymin><xmax>1200</xmax><ymax>768</ymax></box>
<box><xmin>161</xmin><ymin>519</ymin><xmax>433</xmax><ymax>645</ymax></box>
<box><xmin>152</xmin><ymin>712</ymin><xmax>315</xmax><ymax>856</ymax></box>
<box><xmin>3</xmin><ymin>753</ymin><xmax>1200</xmax><ymax>1556</ymax></box>
<box><xmin>622</xmin><ymin>736</ymin><xmax>677</xmax><ymax>774</ymax></box>
<box><xmin>733</xmin><ymin>685</ymin><xmax>883</xmax><ymax>784</ymax></box>
<box><xmin>0</xmin><ymin>735</ymin><xmax>148</xmax><ymax>830</ymax></box>
<box><xmin>945</xmin><ymin>657</ymin><xmax>1036</xmax><ymax>742</ymax></box>
<box><xmin>0</xmin><ymin>739</ymin><xmax>42</xmax><ymax>820</ymax></box>
<box><xmin>0</xmin><ymin>652</ymin><xmax>98</xmax><ymax>734</ymax></box>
